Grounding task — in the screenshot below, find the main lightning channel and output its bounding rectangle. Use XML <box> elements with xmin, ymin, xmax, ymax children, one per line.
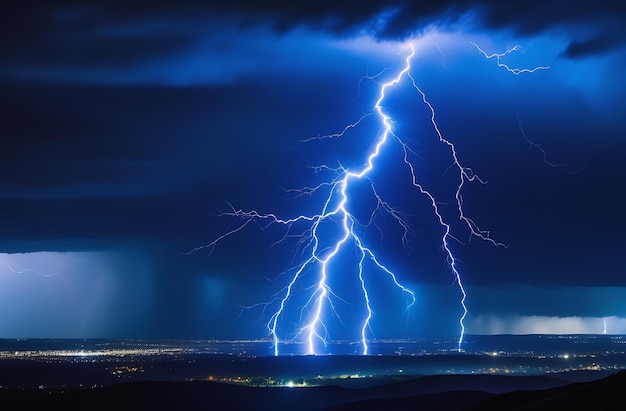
<box><xmin>283</xmin><ymin>43</ymin><xmax>503</xmax><ymax>352</ymax></box>
<box><xmin>200</xmin><ymin>44</ymin><xmax>478</xmax><ymax>355</ymax></box>
<box><xmin>194</xmin><ymin>42</ymin><xmax>521</xmax><ymax>355</ymax></box>
<box><xmin>268</xmin><ymin>46</ymin><xmax>419</xmax><ymax>356</ymax></box>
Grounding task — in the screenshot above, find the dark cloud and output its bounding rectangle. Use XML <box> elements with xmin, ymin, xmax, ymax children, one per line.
<box><xmin>204</xmin><ymin>0</ymin><xmax>626</xmax><ymax>36</ymax></box>
<box><xmin>4</xmin><ymin>1</ymin><xmax>626</xmax><ymax>39</ymax></box>
<box><xmin>209</xmin><ymin>0</ymin><xmax>626</xmax><ymax>51</ymax></box>
<box><xmin>0</xmin><ymin>7</ymin><xmax>205</xmax><ymax>81</ymax></box>
<box><xmin>561</xmin><ymin>33</ymin><xmax>626</xmax><ymax>59</ymax></box>
<box><xmin>2</xmin><ymin>0</ymin><xmax>624</xmax><ymax>82</ymax></box>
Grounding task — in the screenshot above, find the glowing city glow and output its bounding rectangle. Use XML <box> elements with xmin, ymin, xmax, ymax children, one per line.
<box><xmin>193</xmin><ymin>40</ymin><xmax>548</xmax><ymax>355</ymax></box>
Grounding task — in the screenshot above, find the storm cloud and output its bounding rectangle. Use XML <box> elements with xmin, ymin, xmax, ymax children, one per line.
<box><xmin>0</xmin><ymin>0</ymin><xmax>625</xmax><ymax>339</ymax></box>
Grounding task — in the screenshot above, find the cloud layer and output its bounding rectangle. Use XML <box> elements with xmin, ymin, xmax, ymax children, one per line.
<box><xmin>468</xmin><ymin>315</ymin><xmax>626</xmax><ymax>335</ymax></box>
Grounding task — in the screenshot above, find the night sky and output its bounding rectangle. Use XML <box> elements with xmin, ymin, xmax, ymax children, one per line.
<box><xmin>1</xmin><ymin>1</ymin><xmax>625</xmax><ymax>343</ymax></box>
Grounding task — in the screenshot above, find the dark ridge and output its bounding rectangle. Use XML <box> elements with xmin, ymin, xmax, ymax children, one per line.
<box><xmin>358</xmin><ymin>373</ymin><xmax>572</xmax><ymax>396</ymax></box>
<box><xmin>327</xmin><ymin>390</ymin><xmax>495</xmax><ymax>411</ymax></box>
<box><xmin>2</xmin><ymin>381</ymin><xmax>348</xmax><ymax>411</ymax></box>
<box><xmin>465</xmin><ymin>369</ymin><xmax>626</xmax><ymax>410</ymax></box>
<box><xmin>0</xmin><ymin>371</ymin><xmax>623</xmax><ymax>410</ymax></box>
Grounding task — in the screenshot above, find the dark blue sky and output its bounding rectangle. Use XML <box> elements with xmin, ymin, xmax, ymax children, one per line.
<box><xmin>1</xmin><ymin>1</ymin><xmax>625</xmax><ymax>343</ymax></box>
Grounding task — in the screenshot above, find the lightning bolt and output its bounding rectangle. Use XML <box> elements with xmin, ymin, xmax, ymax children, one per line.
<box><xmin>1</xmin><ymin>262</ymin><xmax>57</xmax><ymax>277</ymax></box>
<box><xmin>194</xmin><ymin>40</ymin><xmax>547</xmax><ymax>355</ymax></box>
<box><xmin>470</xmin><ymin>42</ymin><xmax>550</xmax><ymax>74</ymax></box>
<box><xmin>472</xmin><ymin>44</ymin><xmax>587</xmax><ymax>176</ymax></box>
<box><xmin>266</xmin><ymin>48</ymin><xmax>420</xmax><ymax>356</ymax></box>
<box><xmin>0</xmin><ymin>253</ymin><xmax>92</xmax><ymax>313</ymax></box>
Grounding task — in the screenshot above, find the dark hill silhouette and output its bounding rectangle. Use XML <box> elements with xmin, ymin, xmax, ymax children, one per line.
<box><xmin>0</xmin><ymin>371</ymin><xmax>623</xmax><ymax>410</ymax></box>
<box><xmin>465</xmin><ymin>370</ymin><xmax>626</xmax><ymax>410</ymax></box>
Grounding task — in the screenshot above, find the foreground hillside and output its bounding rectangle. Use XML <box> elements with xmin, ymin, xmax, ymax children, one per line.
<box><xmin>0</xmin><ymin>371</ymin><xmax>624</xmax><ymax>410</ymax></box>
